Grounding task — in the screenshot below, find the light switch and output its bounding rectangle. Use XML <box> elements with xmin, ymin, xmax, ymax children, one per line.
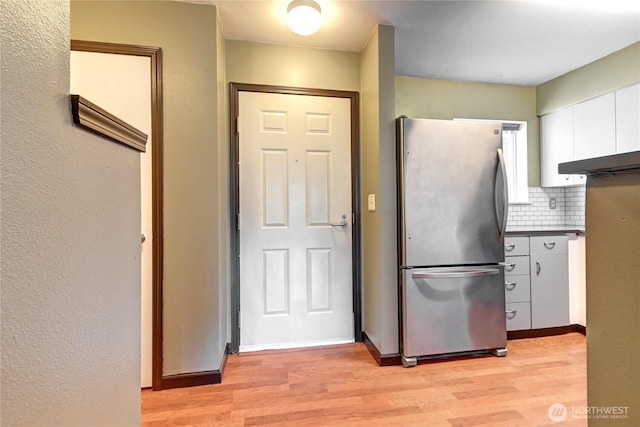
<box><xmin>368</xmin><ymin>194</ymin><xmax>376</xmax><ymax>212</ymax></box>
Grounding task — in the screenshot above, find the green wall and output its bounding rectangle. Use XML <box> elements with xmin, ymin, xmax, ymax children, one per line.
<box><xmin>395</xmin><ymin>77</ymin><xmax>539</xmax><ymax>186</ymax></box>
<box><xmin>537</xmin><ymin>42</ymin><xmax>640</xmax><ymax>115</ymax></box>
<box><xmin>226</xmin><ymin>40</ymin><xmax>360</xmax><ymax>91</ymax></box>
<box><xmin>361</xmin><ymin>25</ymin><xmax>398</xmax><ymax>355</ymax></box>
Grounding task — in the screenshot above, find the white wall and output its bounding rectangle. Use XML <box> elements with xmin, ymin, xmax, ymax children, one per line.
<box><xmin>1</xmin><ymin>1</ymin><xmax>140</xmax><ymax>425</ymax></box>
<box><xmin>569</xmin><ymin>236</ymin><xmax>586</xmax><ymax>327</ymax></box>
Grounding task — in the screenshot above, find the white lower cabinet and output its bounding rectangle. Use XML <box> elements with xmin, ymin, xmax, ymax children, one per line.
<box><xmin>505</xmin><ymin>274</ymin><xmax>530</xmax><ymax>304</ymax></box>
<box><xmin>504</xmin><ymin>239</ymin><xmax>531</xmax><ymax>331</ymax></box>
<box><xmin>504</xmin><ymin>235</ymin><xmax>570</xmax><ymax>331</ymax></box>
<box><xmin>506</xmin><ymin>302</ymin><xmax>531</xmax><ymax>331</ymax></box>
<box><xmin>504</xmin><ymin>256</ymin><xmax>529</xmax><ymax>276</ymax></box>
<box><xmin>530</xmin><ymin>236</ymin><xmax>570</xmax><ymax>329</ymax></box>
<box><xmin>504</xmin><ymin>236</ymin><xmax>529</xmax><ymax>256</ymax></box>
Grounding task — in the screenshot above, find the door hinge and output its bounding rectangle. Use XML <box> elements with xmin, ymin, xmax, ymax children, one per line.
<box><xmin>235</xmin><ymin>116</ymin><xmax>240</xmax><ymax>134</ymax></box>
<box><xmin>237</xmin><ymin>213</ymin><xmax>240</xmax><ymax>230</ymax></box>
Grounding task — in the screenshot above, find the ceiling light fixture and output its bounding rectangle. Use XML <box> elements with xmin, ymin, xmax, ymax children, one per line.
<box><xmin>287</xmin><ymin>0</ymin><xmax>322</xmax><ymax>36</ymax></box>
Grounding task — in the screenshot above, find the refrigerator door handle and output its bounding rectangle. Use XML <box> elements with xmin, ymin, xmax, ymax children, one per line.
<box><xmin>495</xmin><ymin>148</ymin><xmax>509</xmax><ymax>242</ymax></box>
<box><xmin>412</xmin><ymin>268</ymin><xmax>499</xmax><ymax>279</ymax></box>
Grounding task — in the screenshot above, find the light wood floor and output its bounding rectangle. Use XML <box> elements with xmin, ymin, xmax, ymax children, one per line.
<box><xmin>142</xmin><ymin>333</ymin><xmax>586</xmax><ymax>426</ymax></box>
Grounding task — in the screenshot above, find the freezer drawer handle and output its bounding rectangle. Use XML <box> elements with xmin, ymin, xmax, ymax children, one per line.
<box><xmin>543</xmin><ymin>241</ymin><xmax>556</xmax><ymax>249</ymax></box>
<box><xmin>505</xmin><ymin>243</ymin><xmax>516</xmax><ymax>251</ymax></box>
<box><xmin>506</xmin><ymin>309</ymin><xmax>517</xmax><ymax>319</ymax></box>
<box><xmin>412</xmin><ymin>268</ymin><xmax>499</xmax><ymax>279</ymax></box>
<box><xmin>505</xmin><ymin>281</ymin><xmax>517</xmax><ymax>290</ymax></box>
<box><xmin>536</xmin><ymin>261</ymin><xmax>541</xmax><ymax>276</ymax></box>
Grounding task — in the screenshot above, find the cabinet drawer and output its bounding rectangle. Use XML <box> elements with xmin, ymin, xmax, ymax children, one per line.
<box><xmin>530</xmin><ymin>235</ymin><xmax>568</xmax><ymax>255</ymax></box>
<box><xmin>506</xmin><ymin>302</ymin><xmax>531</xmax><ymax>331</ymax></box>
<box><xmin>504</xmin><ymin>274</ymin><xmax>530</xmax><ymax>303</ymax></box>
<box><xmin>504</xmin><ymin>256</ymin><xmax>529</xmax><ymax>276</ymax></box>
<box><xmin>504</xmin><ymin>237</ymin><xmax>529</xmax><ymax>256</ymax></box>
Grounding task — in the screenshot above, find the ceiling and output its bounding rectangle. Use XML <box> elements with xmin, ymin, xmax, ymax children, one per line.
<box><xmin>202</xmin><ymin>0</ymin><xmax>639</xmax><ymax>86</ymax></box>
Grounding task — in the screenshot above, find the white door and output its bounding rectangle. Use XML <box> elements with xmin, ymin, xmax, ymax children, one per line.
<box><xmin>239</xmin><ymin>91</ymin><xmax>353</xmax><ymax>352</ymax></box>
<box><xmin>70</xmin><ymin>51</ymin><xmax>153</xmax><ymax>387</ymax></box>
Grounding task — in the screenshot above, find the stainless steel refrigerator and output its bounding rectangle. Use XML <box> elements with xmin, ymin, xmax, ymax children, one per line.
<box><xmin>396</xmin><ymin>117</ymin><xmax>509</xmax><ymax>367</ymax></box>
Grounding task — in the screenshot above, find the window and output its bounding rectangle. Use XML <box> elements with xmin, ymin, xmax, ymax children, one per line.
<box><xmin>501</xmin><ymin>122</ymin><xmax>529</xmax><ymax>204</ymax></box>
<box><xmin>454</xmin><ymin>119</ymin><xmax>529</xmax><ymax>204</ymax></box>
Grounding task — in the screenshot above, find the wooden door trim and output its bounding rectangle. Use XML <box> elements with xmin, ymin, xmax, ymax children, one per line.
<box><xmin>71</xmin><ymin>40</ymin><xmax>165</xmax><ymax>390</ymax></box>
<box><xmin>229</xmin><ymin>83</ymin><xmax>362</xmax><ymax>352</ymax></box>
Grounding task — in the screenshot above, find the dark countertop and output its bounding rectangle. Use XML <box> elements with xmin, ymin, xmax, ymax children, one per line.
<box><xmin>559</xmin><ymin>151</ymin><xmax>640</xmax><ymax>175</ymax></box>
<box><xmin>506</xmin><ymin>225</ymin><xmax>585</xmax><ymax>236</ymax></box>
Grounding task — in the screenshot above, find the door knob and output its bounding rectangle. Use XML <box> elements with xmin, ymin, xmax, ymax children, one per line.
<box><xmin>141</xmin><ymin>234</ymin><xmax>146</xmax><ymax>243</ymax></box>
<box><xmin>330</xmin><ymin>214</ymin><xmax>348</xmax><ymax>228</ymax></box>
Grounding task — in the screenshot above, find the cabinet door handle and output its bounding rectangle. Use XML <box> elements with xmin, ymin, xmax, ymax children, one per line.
<box><xmin>501</xmin><ymin>262</ymin><xmax>516</xmax><ymax>272</ymax></box>
<box><xmin>543</xmin><ymin>241</ymin><xmax>556</xmax><ymax>249</ymax></box>
<box><xmin>505</xmin><ymin>282</ymin><xmax>516</xmax><ymax>290</ymax></box>
<box><xmin>505</xmin><ymin>243</ymin><xmax>516</xmax><ymax>251</ymax></box>
<box><xmin>536</xmin><ymin>261</ymin><xmax>541</xmax><ymax>276</ymax></box>
<box><xmin>506</xmin><ymin>309</ymin><xmax>517</xmax><ymax>319</ymax></box>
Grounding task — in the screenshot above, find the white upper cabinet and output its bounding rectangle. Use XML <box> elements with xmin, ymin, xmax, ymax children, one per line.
<box><xmin>540</xmin><ymin>83</ymin><xmax>639</xmax><ymax>187</ymax></box>
<box><xmin>573</xmin><ymin>92</ymin><xmax>616</xmax><ymax>161</ymax></box>
<box><xmin>541</xmin><ymin>108</ymin><xmax>578</xmax><ymax>187</ymax></box>
<box><xmin>615</xmin><ymin>83</ymin><xmax>640</xmax><ymax>154</ymax></box>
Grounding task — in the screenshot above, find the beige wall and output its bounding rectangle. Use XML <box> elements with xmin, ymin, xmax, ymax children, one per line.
<box><xmin>71</xmin><ymin>1</ymin><xmax>226</xmax><ymax>375</ymax></box>
<box><xmin>361</xmin><ymin>25</ymin><xmax>398</xmax><ymax>355</ymax></box>
<box><xmin>225</xmin><ymin>40</ymin><xmax>360</xmax><ymax>91</ymax></box>
<box><xmin>537</xmin><ymin>42</ymin><xmax>640</xmax><ymax>116</ymax></box>
<box><xmin>1</xmin><ymin>1</ymin><xmax>140</xmax><ymax>424</ymax></box>
<box><xmin>395</xmin><ymin>77</ymin><xmax>540</xmax><ymax>187</ymax></box>
<box><xmin>585</xmin><ymin>173</ymin><xmax>640</xmax><ymax>426</ymax></box>
<box><xmin>360</xmin><ymin>28</ymin><xmax>381</xmax><ymax>353</ymax></box>
<box><xmin>216</xmin><ymin>13</ymin><xmax>230</xmax><ymax>358</ymax></box>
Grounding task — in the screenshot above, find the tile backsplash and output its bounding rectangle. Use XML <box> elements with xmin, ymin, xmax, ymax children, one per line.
<box><xmin>507</xmin><ymin>186</ymin><xmax>585</xmax><ymax>227</ymax></box>
<box><xmin>564</xmin><ymin>185</ymin><xmax>586</xmax><ymax>226</ymax></box>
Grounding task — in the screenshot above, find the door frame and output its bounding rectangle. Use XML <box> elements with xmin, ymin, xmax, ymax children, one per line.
<box><xmin>229</xmin><ymin>83</ymin><xmax>362</xmax><ymax>353</ymax></box>
<box><xmin>71</xmin><ymin>40</ymin><xmax>165</xmax><ymax>390</ymax></box>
